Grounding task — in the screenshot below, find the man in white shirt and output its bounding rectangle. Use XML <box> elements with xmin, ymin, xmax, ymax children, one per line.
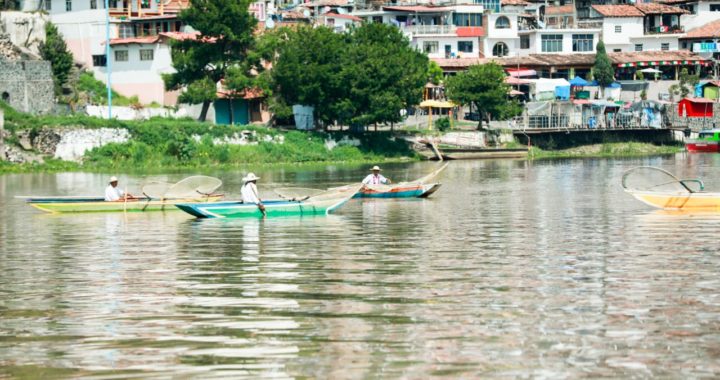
<box><xmin>241</xmin><ymin>173</ymin><xmax>266</xmax><ymax>216</ymax></box>
<box><xmin>362</xmin><ymin>166</ymin><xmax>391</xmax><ymax>185</ymax></box>
<box><xmin>104</xmin><ymin>176</ymin><xmax>132</xmax><ymax>201</ymax></box>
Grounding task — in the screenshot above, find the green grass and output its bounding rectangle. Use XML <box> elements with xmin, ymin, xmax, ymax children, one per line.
<box><xmin>529</xmin><ymin>142</ymin><xmax>684</xmax><ymax>159</ymax></box>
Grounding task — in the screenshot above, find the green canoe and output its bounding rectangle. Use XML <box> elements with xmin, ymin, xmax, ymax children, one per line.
<box><xmin>23</xmin><ymin>195</ymin><xmax>225</xmax><ymax>213</ymax></box>
<box><xmin>176</xmin><ymin>185</ymin><xmax>361</xmax><ymax>218</ymax></box>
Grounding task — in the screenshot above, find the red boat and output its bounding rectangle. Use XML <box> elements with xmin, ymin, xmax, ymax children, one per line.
<box><xmin>687</xmin><ymin>129</ymin><xmax>720</xmax><ymax>152</ymax></box>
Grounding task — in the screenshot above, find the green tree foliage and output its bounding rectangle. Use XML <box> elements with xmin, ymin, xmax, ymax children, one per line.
<box><xmin>39</xmin><ymin>22</ymin><xmax>74</xmax><ymax>92</ymax></box>
<box><xmin>269</xmin><ymin>23</ymin><xmax>427</xmax><ymax>129</ymax></box>
<box><xmin>593</xmin><ymin>40</ymin><xmax>615</xmax><ymax>89</ymax></box>
<box><xmin>445</xmin><ymin>62</ymin><xmax>520</xmax><ymax>129</ymax></box>
<box><xmin>163</xmin><ymin>0</ymin><xmax>263</xmax><ymax>122</ymax></box>
<box><xmin>428</xmin><ymin>60</ymin><xmax>444</xmax><ymax>85</ymax></box>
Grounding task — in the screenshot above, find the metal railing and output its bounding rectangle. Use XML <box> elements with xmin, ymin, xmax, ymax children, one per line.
<box><xmin>402</xmin><ymin>24</ymin><xmax>456</xmax><ymax>35</ymax></box>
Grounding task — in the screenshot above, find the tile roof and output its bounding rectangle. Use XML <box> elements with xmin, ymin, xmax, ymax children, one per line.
<box><xmin>634</xmin><ymin>2</ymin><xmax>689</xmax><ymax>14</ymax></box>
<box><xmin>545</xmin><ymin>4</ymin><xmax>574</xmax><ymax>15</ymax></box>
<box><xmin>501</xmin><ymin>0</ymin><xmax>529</xmax><ymax>5</ymax></box>
<box><xmin>608</xmin><ymin>50</ymin><xmax>706</xmax><ymax>64</ymax></box>
<box><xmin>322</xmin><ymin>12</ymin><xmax>362</xmax><ymax>21</ymax></box>
<box><xmin>684</xmin><ymin>19</ymin><xmax>720</xmax><ymax>39</ymax></box>
<box><xmin>591</xmin><ymin>4</ymin><xmax>644</xmax><ymax>17</ymax></box>
<box><xmin>108</xmin><ymin>32</ymin><xmax>206</xmax><ymax>45</ymax></box>
<box><xmin>301</xmin><ymin>0</ymin><xmax>349</xmax><ymax>7</ymax></box>
<box><xmin>163</xmin><ymin>0</ymin><xmax>189</xmax><ymax>13</ymax></box>
<box><xmin>431</xmin><ymin>57</ymin><xmax>484</xmax><ymax>69</ymax></box>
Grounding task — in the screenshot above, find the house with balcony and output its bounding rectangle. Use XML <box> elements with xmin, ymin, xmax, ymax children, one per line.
<box><xmin>591</xmin><ymin>3</ymin><xmax>688</xmax><ymax>53</ymax></box>
<box><xmin>681</xmin><ymin>18</ymin><xmax>720</xmax><ymax>56</ymax></box>
<box><xmin>658</xmin><ymin>0</ymin><xmax>720</xmax><ymax>30</ymax></box>
<box><xmin>353</xmin><ymin>4</ymin><xmax>486</xmax><ymax>71</ymax></box>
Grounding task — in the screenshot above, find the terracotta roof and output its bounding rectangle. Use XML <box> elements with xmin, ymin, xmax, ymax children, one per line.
<box><xmin>456</xmin><ymin>26</ymin><xmax>485</xmax><ymax>37</ymax></box>
<box><xmin>492</xmin><ymin>53</ymin><xmax>596</xmax><ymax>67</ymax></box>
<box><xmin>501</xmin><ymin>0</ymin><xmax>529</xmax><ymax>5</ymax></box>
<box><xmin>301</xmin><ymin>0</ymin><xmax>349</xmax><ymax>7</ymax></box>
<box><xmin>431</xmin><ymin>57</ymin><xmax>484</xmax><ymax>69</ymax></box>
<box><xmin>163</xmin><ymin>0</ymin><xmax>190</xmax><ymax>13</ymax></box>
<box><xmin>382</xmin><ymin>5</ymin><xmax>451</xmax><ymax>12</ymax></box>
<box><xmin>322</xmin><ymin>12</ymin><xmax>362</xmax><ymax>21</ymax></box>
<box><xmin>657</xmin><ymin>0</ymin><xmax>691</xmax><ymax>4</ymax></box>
<box><xmin>684</xmin><ymin>19</ymin><xmax>720</xmax><ymax>39</ymax></box>
<box><xmin>545</xmin><ymin>4</ymin><xmax>574</xmax><ymax>15</ymax></box>
<box><xmin>635</xmin><ymin>2</ymin><xmax>689</xmax><ymax>14</ymax></box>
<box><xmin>591</xmin><ymin>4</ymin><xmax>644</xmax><ymax>17</ymax></box>
<box><xmin>608</xmin><ymin>50</ymin><xmax>706</xmax><ymax>64</ymax></box>
<box><xmin>108</xmin><ymin>32</ymin><xmax>207</xmax><ymax>45</ymax></box>
<box><xmin>281</xmin><ymin>10</ymin><xmax>310</xmax><ymax>19</ymax></box>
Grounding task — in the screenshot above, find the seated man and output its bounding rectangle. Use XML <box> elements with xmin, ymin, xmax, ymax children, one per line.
<box><xmin>104</xmin><ymin>176</ymin><xmax>132</xmax><ymax>201</ymax></box>
<box><xmin>362</xmin><ymin>166</ymin><xmax>391</xmax><ymax>185</ymax></box>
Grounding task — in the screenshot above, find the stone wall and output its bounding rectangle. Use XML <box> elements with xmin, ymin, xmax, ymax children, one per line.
<box><xmin>35</xmin><ymin>128</ymin><xmax>131</xmax><ymax>161</ymax></box>
<box><xmin>0</xmin><ymin>60</ymin><xmax>54</xmax><ymax>114</ymax></box>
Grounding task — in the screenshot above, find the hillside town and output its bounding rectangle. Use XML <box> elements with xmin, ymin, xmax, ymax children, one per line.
<box><xmin>3</xmin><ymin>0</ymin><xmax>720</xmax><ymax>131</ymax></box>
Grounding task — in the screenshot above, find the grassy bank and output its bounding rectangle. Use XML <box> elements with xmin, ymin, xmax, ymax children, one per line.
<box><xmin>529</xmin><ymin>142</ymin><xmax>684</xmax><ymax>159</ymax></box>
<box><xmin>0</xmin><ymin>103</ymin><xmax>417</xmax><ymax>173</ymax></box>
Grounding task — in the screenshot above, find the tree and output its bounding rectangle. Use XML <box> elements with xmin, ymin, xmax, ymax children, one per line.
<box><xmin>163</xmin><ymin>0</ymin><xmax>260</xmax><ymax>122</ymax></box>
<box><xmin>593</xmin><ymin>40</ymin><xmax>615</xmax><ymax>95</ymax></box>
<box><xmin>271</xmin><ymin>26</ymin><xmax>348</xmax><ymax>127</ymax></box>
<box><xmin>428</xmin><ymin>60</ymin><xmax>443</xmax><ymax>85</ymax></box>
<box><xmin>445</xmin><ymin>62</ymin><xmax>520</xmax><ymax>129</ymax></box>
<box><xmin>39</xmin><ymin>22</ymin><xmax>74</xmax><ymax>93</ymax></box>
<box><xmin>342</xmin><ymin>23</ymin><xmax>428</xmax><ymax>128</ymax></box>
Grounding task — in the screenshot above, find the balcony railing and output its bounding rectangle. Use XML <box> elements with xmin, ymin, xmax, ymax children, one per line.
<box><xmin>645</xmin><ymin>25</ymin><xmax>684</xmax><ymax>35</ymax></box>
<box><xmin>402</xmin><ymin>25</ymin><xmax>456</xmax><ymax>35</ymax></box>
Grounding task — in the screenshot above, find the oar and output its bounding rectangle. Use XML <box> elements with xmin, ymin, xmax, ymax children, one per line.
<box><xmin>123</xmin><ymin>187</ymin><xmax>128</xmax><ymax>213</ymax></box>
<box><xmin>141</xmin><ymin>192</ymin><xmax>152</xmax><ymax>211</ymax></box>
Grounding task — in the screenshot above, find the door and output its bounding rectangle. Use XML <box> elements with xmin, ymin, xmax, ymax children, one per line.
<box><xmin>444</xmin><ymin>45</ymin><xmax>451</xmax><ymax>58</ymax></box>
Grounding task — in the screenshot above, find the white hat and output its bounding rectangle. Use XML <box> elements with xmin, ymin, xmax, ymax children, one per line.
<box><xmin>109</xmin><ymin>176</ymin><xmax>118</xmax><ymax>183</ymax></box>
<box><xmin>370</xmin><ymin>166</ymin><xmax>381</xmax><ymax>171</ymax></box>
<box><xmin>243</xmin><ymin>173</ymin><xmax>260</xmax><ymax>182</ymax></box>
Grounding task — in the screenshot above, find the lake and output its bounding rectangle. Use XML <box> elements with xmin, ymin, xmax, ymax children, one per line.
<box><xmin>1</xmin><ymin>155</ymin><xmax>719</xmax><ymax>378</ymax></box>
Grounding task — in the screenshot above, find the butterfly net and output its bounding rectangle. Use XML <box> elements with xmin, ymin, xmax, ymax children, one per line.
<box><xmin>274</xmin><ymin>187</ymin><xmax>326</xmax><ymax>201</ymax></box>
<box><xmin>164</xmin><ymin>176</ymin><xmax>223</xmax><ymax>199</ymax></box>
<box><xmin>622</xmin><ymin>167</ymin><xmax>692</xmax><ymax>194</ymax></box>
<box><xmin>142</xmin><ymin>182</ymin><xmax>173</xmax><ymax>199</ymax></box>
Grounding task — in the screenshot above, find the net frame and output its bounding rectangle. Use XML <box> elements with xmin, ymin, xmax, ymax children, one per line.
<box><xmin>164</xmin><ymin>176</ymin><xmax>223</xmax><ymax>199</ymax></box>
<box><xmin>622</xmin><ymin>166</ymin><xmax>704</xmax><ymax>194</ymax></box>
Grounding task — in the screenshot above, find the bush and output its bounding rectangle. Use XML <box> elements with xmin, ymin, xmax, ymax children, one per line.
<box><xmin>435</xmin><ymin>117</ymin><xmax>451</xmax><ymax>131</ymax></box>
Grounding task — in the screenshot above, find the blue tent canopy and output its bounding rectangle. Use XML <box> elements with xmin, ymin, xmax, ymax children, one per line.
<box><xmin>569</xmin><ymin>76</ymin><xmax>588</xmax><ymax>87</ymax></box>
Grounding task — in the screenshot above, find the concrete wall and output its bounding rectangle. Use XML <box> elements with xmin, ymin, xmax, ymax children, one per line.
<box><xmin>630</xmin><ymin>35</ymin><xmax>681</xmax><ymax>52</ymax></box>
<box><xmin>523</xmin><ymin>29</ymin><xmax>599</xmax><ymax>55</ymax></box>
<box><xmin>0</xmin><ymin>12</ymin><xmax>48</xmax><ymax>57</ymax></box>
<box><xmin>602</xmin><ymin>17</ymin><xmax>644</xmax><ymax>51</ymax></box>
<box><xmin>51</xmin><ymin>10</ymin><xmax>116</xmax><ymax>67</ymax></box>
<box><xmin>0</xmin><ymin>60</ymin><xmax>54</xmax><ymax>114</ymax></box>
<box><xmin>414</xmin><ymin>36</ymin><xmax>481</xmax><ymax>59</ymax></box>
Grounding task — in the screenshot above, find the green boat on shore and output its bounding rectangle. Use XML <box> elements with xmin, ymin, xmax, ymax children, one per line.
<box><xmin>21</xmin><ymin>195</ymin><xmax>225</xmax><ymax>213</ymax></box>
<box><xmin>176</xmin><ymin>185</ymin><xmax>361</xmax><ymax>218</ymax></box>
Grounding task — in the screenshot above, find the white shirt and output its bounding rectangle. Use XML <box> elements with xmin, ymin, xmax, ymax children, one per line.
<box><xmin>104</xmin><ymin>185</ymin><xmax>124</xmax><ymax>201</ymax></box>
<box><xmin>241</xmin><ymin>182</ymin><xmax>261</xmax><ymax>204</ymax></box>
<box><xmin>362</xmin><ymin>173</ymin><xmax>389</xmax><ymax>185</ymax></box>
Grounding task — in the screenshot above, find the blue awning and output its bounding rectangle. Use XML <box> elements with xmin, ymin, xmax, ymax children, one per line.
<box><xmin>569</xmin><ymin>76</ymin><xmax>588</xmax><ymax>87</ymax></box>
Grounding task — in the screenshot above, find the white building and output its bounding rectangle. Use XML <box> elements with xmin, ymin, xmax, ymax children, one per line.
<box><xmin>317</xmin><ymin>12</ymin><xmax>362</xmax><ymax>33</ymax></box>
<box><xmin>591</xmin><ymin>4</ymin><xmax>688</xmax><ymax>53</ymax></box>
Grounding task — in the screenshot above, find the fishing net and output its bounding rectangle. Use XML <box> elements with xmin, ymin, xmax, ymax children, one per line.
<box><xmin>406</xmin><ymin>162</ymin><xmax>449</xmax><ymax>185</ymax></box>
<box><xmin>306</xmin><ymin>183</ymin><xmax>363</xmax><ymax>202</ymax></box>
<box><xmin>164</xmin><ymin>176</ymin><xmax>223</xmax><ymax>199</ymax></box>
<box><xmin>622</xmin><ymin>167</ymin><xmax>700</xmax><ymax>194</ymax></box>
<box><xmin>274</xmin><ymin>187</ymin><xmax>326</xmax><ymax>201</ymax></box>
<box><xmin>142</xmin><ymin>182</ymin><xmax>173</xmax><ymax>199</ymax></box>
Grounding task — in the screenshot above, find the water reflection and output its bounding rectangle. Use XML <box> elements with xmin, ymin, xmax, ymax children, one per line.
<box><xmin>2</xmin><ymin>157</ymin><xmax>720</xmax><ymax>378</ymax></box>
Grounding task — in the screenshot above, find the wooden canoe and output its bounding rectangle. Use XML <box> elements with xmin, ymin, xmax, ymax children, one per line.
<box><xmin>21</xmin><ymin>195</ymin><xmax>225</xmax><ymax>213</ymax></box>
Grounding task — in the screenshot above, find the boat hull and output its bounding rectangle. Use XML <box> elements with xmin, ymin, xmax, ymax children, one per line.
<box><xmin>418</xmin><ymin>148</ymin><xmax>529</xmax><ymax>160</ymax></box>
<box><xmin>176</xmin><ymin>197</ymin><xmax>351</xmax><ymax>218</ymax></box>
<box><xmin>626</xmin><ymin>190</ymin><xmax>720</xmax><ymax>211</ymax></box>
<box><xmin>686</xmin><ymin>140</ymin><xmax>720</xmax><ymax>153</ymax></box>
<box><xmin>356</xmin><ymin>183</ymin><xmax>441</xmax><ymax>198</ymax></box>
<box><xmin>27</xmin><ymin>195</ymin><xmax>224</xmax><ymax>213</ymax></box>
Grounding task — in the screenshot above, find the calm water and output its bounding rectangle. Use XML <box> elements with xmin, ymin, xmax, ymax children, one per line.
<box><xmin>1</xmin><ymin>156</ymin><xmax>720</xmax><ymax>379</ymax></box>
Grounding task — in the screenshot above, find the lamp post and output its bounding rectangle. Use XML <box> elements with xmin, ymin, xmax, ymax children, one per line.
<box><xmin>105</xmin><ymin>0</ymin><xmax>112</xmax><ymax>119</ymax></box>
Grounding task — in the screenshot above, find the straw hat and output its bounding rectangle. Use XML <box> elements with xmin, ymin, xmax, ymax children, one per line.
<box><xmin>243</xmin><ymin>173</ymin><xmax>261</xmax><ymax>182</ymax></box>
<box><xmin>370</xmin><ymin>166</ymin><xmax>382</xmax><ymax>171</ymax></box>
<box><xmin>109</xmin><ymin>176</ymin><xmax>118</xmax><ymax>183</ymax></box>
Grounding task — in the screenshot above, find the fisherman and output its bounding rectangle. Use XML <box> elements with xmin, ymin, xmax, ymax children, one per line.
<box><xmin>362</xmin><ymin>165</ymin><xmax>391</xmax><ymax>185</ymax></box>
<box><xmin>241</xmin><ymin>172</ymin><xmax>266</xmax><ymax>216</ymax></box>
<box><xmin>104</xmin><ymin>176</ymin><xmax>132</xmax><ymax>201</ymax></box>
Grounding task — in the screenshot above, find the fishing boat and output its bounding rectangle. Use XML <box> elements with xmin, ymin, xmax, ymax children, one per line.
<box><xmin>175</xmin><ymin>185</ymin><xmax>361</xmax><ymax>218</ymax></box>
<box><xmin>686</xmin><ymin>129</ymin><xmax>720</xmax><ymax>152</ymax></box>
<box><xmin>622</xmin><ymin>166</ymin><xmax>719</xmax><ymax>211</ymax></box>
<box><xmin>357</xmin><ymin>163</ymin><xmax>448</xmax><ymax>198</ymax></box>
<box><xmin>22</xmin><ymin>195</ymin><xmax>225</xmax><ymax>213</ymax></box>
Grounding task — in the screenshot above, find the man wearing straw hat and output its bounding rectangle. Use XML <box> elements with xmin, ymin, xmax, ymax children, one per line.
<box><xmin>104</xmin><ymin>176</ymin><xmax>132</xmax><ymax>201</ymax></box>
<box><xmin>362</xmin><ymin>166</ymin><xmax>391</xmax><ymax>185</ymax></box>
<box><xmin>241</xmin><ymin>173</ymin><xmax>266</xmax><ymax>216</ymax></box>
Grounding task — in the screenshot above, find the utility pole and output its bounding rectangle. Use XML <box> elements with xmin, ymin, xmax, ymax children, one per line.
<box><xmin>105</xmin><ymin>0</ymin><xmax>112</xmax><ymax>119</ymax></box>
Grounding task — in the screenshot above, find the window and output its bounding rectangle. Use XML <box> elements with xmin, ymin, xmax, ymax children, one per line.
<box><xmin>711</xmin><ymin>4</ymin><xmax>720</xmax><ymax>11</ymax></box>
<box><xmin>44</xmin><ymin>0</ymin><xmax>51</xmax><ymax>10</ymax></box>
<box><xmin>661</xmin><ymin>43</ymin><xmax>669</xmax><ymax>51</ymax></box>
<box><xmin>453</xmin><ymin>13</ymin><xmax>483</xmax><ymax>27</ymax></box>
<box><xmin>114</xmin><ymin>50</ymin><xmax>128</xmax><ymax>62</ymax></box>
<box><xmin>615</xmin><ymin>25</ymin><xmax>621</xmax><ymax>33</ymax></box>
<box><xmin>109</xmin><ymin>0</ymin><xmax>117</xmax><ymax>7</ymax></box>
<box><xmin>520</xmin><ymin>35</ymin><xmax>530</xmax><ymax>49</ymax></box>
<box><xmin>613</xmin><ymin>48</ymin><xmax>621</xmax><ymax>52</ymax></box>
<box><xmin>65</xmin><ymin>0</ymin><xmax>71</xmax><ymax>11</ymax></box>
<box><xmin>541</xmin><ymin>34</ymin><xmax>563</xmax><ymax>52</ymax></box>
<box><xmin>90</xmin><ymin>0</ymin><xmax>96</xmax><ymax>9</ymax></box>
<box><xmin>423</xmin><ymin>41</ymin><xmax>439</xmax><ymax>54</ymax></box>
<box><xmin>572</xmin><ymin>34</ymin><xmax>593</xmax><ymax>52</ymax></box>
<box><xmin>634</xmin><ymin>43</ymin><xmax>643</xmax><ymax>51</ymax></box>
<box><xmin>92</xmin><ymin>54</ymin><xmax>107</xmax><ymax>67</ymax></box>
<box><xmin>458</xmin><ymin>41</ymin><xmax>473</xmax><ymax>53</ymax></box>
<box><xmin>140</xmin><ymin>49</ymin><xmax>154</xmax><ymax>61</ymax></box>
<box><xmin>492</xmin><ymin>42</ymin><xmax>509</xmax><ymax>57</ymax></box>
<box><xmin>141</xmin><ymin>0</ymin><xmax>150</xmax><ymax>8</ymax></box>
<box><xmin>495</xmin><ymin>16</ymin><xmax>511</xmax><ymax>29</ymax></box>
